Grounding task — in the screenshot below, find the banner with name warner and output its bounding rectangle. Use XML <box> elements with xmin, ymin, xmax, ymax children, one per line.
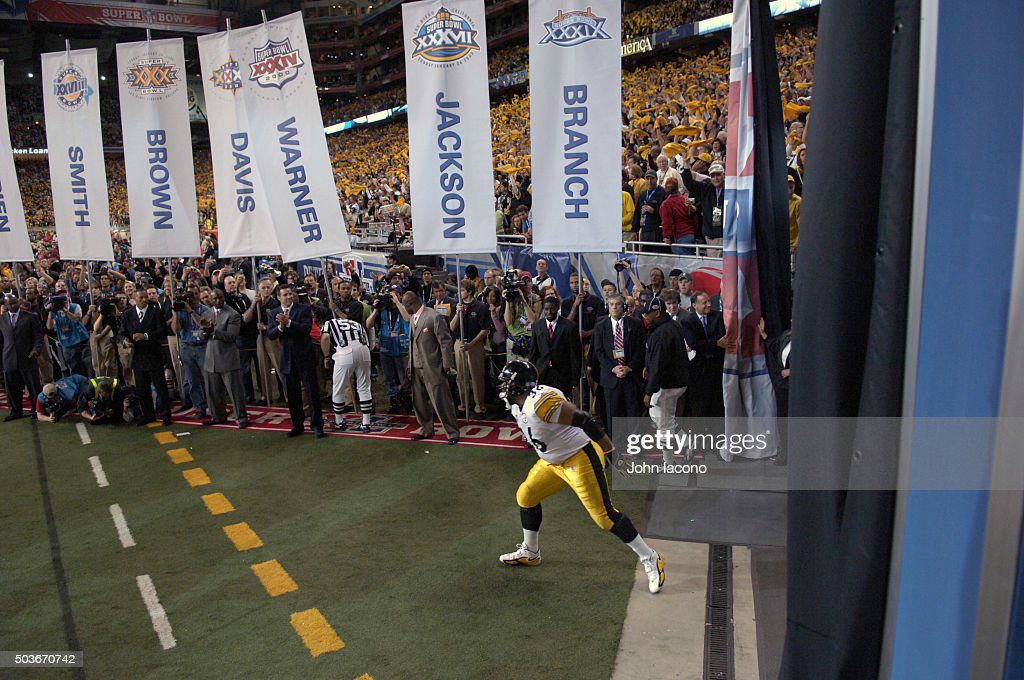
<box><xmin>529</xmin><ymin>0</ymin><xmax>621</xmax><ymax>252</ymax></box>
<box><xmin>403</xmin><ymin>0</ymin><xmax>496</xmax><ymax>255</ymax></box>
<box><xmin>0</xmin><ymin>62</ymin><xmax>34</xmax><ymax>262</ymax></box>
<box><xmin>200</xmin><ymin>12</ymin><xmax>350</xmax><ymax>262</ymax></box>
<box><xmin>116</xmin><ymin>38</ymin><xmax>200</xmax><ymax>258</ymax></box>
<box><xmin>41</xmin><ymin>47</ymin><xmax>114</xmax><ymax>261</ymax></box>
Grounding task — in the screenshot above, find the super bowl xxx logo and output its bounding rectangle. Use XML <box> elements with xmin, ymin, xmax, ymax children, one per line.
<box><xmin>209</xmin><ymin>55</ymin><xmax>242</xmax><ymax>95</ymax></box>
<box><xmin>53</xmin><ymin>64</ymin><xmax>93</xmax><ymax>112</ymax></box>
<box><xmin>539</xmin><ymin>7</ymin><xmax>611</xmax><ymax>47</ymax></box>
<box><xmin>410</xmin><ymin>6</ymin><xmax>480</xmax><ymax>66</ymax></box>
<box><xmin>248</xmin><ymin>38</ymin><xmax>304</xmax><ymax>89</ymax></box>
<box><xmin>124</xmin><ymin>56</ymin><xmax>179</xmax><ymax>98</ymax></box>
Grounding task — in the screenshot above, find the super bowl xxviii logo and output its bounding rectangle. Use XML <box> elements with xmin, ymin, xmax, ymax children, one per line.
<box><xmin>410</xmin><ymin>6</ymin><xmax>480</xmax><ymax>67</ymax></box>
<box><xmin>539</xmin><ymin>7</ymin><xmax>611</xmax><ymax>47</ymax></box>
<box><xmin>124</xmin><ymin>55</ymin><xmax>180</xmax><ymax>99</ymax></box>
<box><xmin>52</xmin><ymin>64</ymin><xmax>94</xmax><ymax>112</ymax></box>
<box><xmin>248</xmin><ymin>38</ymin><xmax>305</xmax><ymax>89</ymax></box>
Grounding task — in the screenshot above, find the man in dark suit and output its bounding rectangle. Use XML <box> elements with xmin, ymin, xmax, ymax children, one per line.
<box><xmin>267</xmin><ymin>284</ymin><xmax>324</xmax><ymax>438</ymax></box>
<box><xmin>0</xmin><ymin>295</ymin><xmax>44</xmax><ymax>421</ymax></box>
<box><xmin>682</xmin><ymin>291</ymin><xmax>726</xmax><ymax>418</ymax></box>
<box><xmin>591</xmin><ymin>294</ymin><xmax>645</xmax><ymax>435</ymax></box>
<box><xmin>118</xmin><ymin>289</ymin><xmax>172</xmax><ymax>425</ymax></box>
<box><xmin>528</xmin><ymin>297</ymin><xmax>581</xmax><ymax>398</ymax></box>
<box><xmin>200</xmin><ymin>289</ymin><xmax>248</xmax><ymax>429</ymax></box>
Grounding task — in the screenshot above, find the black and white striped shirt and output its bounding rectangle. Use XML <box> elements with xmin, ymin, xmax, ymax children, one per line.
<box><xmin>324</xmin><ymin>318</ymin><xmax>368</xmax><ymax>350</ymax></box>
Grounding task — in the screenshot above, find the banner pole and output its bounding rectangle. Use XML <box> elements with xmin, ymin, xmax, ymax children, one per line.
<box><xmin>456</xmin><ymin>255</ymin><xmax>469</xmax><ymax>421</ymax></box>
<box><xmin>577</xmin><ymin>252</ymin><xmax>584</xmax><ymax>408</ymax></box>
<box><xmin>252</xmin><ymin>256</ymin><xmax>273</xmax><ymax>406</ymax></box>
<box><xmin>322</xmin><ymin>257</ymin><xmax>335</xmax><ymax>309</ymax></box>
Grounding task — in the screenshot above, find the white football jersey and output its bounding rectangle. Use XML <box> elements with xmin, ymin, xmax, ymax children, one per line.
<box><xmin>512</xmin><ymin>386</ymin><xmax>591</xmax><ymax>464</ymax></box>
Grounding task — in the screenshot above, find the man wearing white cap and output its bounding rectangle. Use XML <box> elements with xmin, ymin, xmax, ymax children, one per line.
<box><xmin>682</xmin><ymin>161</ymin><xmax>727</xmax><ymax>246</ymax></box>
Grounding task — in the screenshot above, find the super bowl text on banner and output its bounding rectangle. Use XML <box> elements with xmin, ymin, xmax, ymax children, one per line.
<box><xmin>529</xmin><ymin>0</ymin><xmax>621</xmax><ymax>253</ymax></box>
<box><xmin>41</xmin><ymin>48</ymin><xmax>114</xmax><ymax>261</ymax></box>
<box><xmin>402</xmin><ymin>0</ymin><xmax>496</xmax><ymax>255</ymax></box>
<box><xmin>116</xmin><ymin>38</ymin><xmax>200</xmax><ymax>258</ymax></box>
<box><xmin>0</xmin><ymin>62</ymin><xmax>34</xmax><ymax>262</ymax></box>
<box><xmin>200</xmin><ymin>12</ymin><xmax>350</xmax><ymax>263</ymax></box>
<box><xmin>197</xmin><ymin>28</ymin><xmax>281</xmax><ymax>258</ymax></box>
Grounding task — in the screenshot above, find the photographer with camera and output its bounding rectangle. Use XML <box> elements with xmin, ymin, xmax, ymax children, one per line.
<box><xmin>450</xmin><ymin>280</ymin><xmax>493</xmax><ymax>418</ymax></box>
<box><xmin>45</xmin><ymin>281</ymin><xmax>92</xmax><ymax>378</ymax></box>
<box><xmin>36</xmin><ymin>374</ymin><xmax>91</xmax><ymax>423</ymax></box>
<box><xmin>244</xmin><ymin>277</ymin><xmax>284</xmax><ymax>406</ymax></box>
<box><xmin>80</xmin><ymin>377</ymin><xmax>126</xmax><ymax>425</ymax></box>
<box><xmin>90</xmin><ymin>293</ymin><xmax>120</xmax><ymax>378</ymax></box>
<box><xmin>170</xmin><ymin>283</ymin><xmax>210</xmax><ymax>420</ymax></box>
<box><xmin>366</xmin><ymin>282</ymin><xmax>410</xmax><ymax>414</ymax></box>
<box><xmin>502</xmin><ymin>270</ymin><xmax>540</xmax><ymax>360</ymax></box>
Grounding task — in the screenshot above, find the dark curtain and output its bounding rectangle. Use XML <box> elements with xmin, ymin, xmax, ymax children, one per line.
<box><xmin>781</xmin><ymin>0</ymin><xmax>918</xmax><ymax>677</ymax></box>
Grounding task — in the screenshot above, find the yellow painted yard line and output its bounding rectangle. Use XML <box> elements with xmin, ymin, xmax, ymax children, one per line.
<box><xmin>251</xmin><ymin>560</ymin><xmax>299</xmax><ymax>597</ymax></box>
<box><xmin>154</xmin><ymin>431</ymin><xmax>178</xmax><ymax>445</ymax></box>
<box><xmin>166</xmin><ymin>448</ymin><xmax>193</xmax><ymax>464</ymax></box>
<box><xmin>146</xmin><ymin>421</ymin><xmax>162</xmax><ymax>428</ymax></box>
<box><xmin>354</xmin><ymin>675</ymin><xmax>375</xmax><ymax>680</ymax></box>
<box><xmin>181</xmin><ymin>468</ymin><xmax>211</xmax><ymax>487</ymax></box>
<box><xmin>201</xmin><ymin>492</ymin><xmax>235</xmax><ymax>515</ymax></box>
<box><xmin>290</xmin><ymin>608</ymin><xmax>344</xmax><ymax>657</ymax></box>
<box><xmin>223</xmin><ymin>522</ymin><xmax>263</xmax><ymax>551</ymax></box>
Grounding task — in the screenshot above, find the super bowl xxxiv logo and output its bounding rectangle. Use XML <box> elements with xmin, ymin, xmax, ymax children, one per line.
<box><xmin>539</xmin><ymin>7</ymin><xmax>611</xmax><ymax>47</ymax></box>
<box><xmin>248</xmin><ymin>38</ymin><xmax>304</xmax><ymax>89</ymax></box>
<box><xmin>410</xmin><ymin>6</ymin><xmax>480</xmax><ymax>66</ymax></box>
<box><xmin>209</xmin><ymin>56</ymin><xmax>242</xmax><ymax>95</ymax></box>
<box><xmin>124</xmin><ymin>56</ymin><xmax>179</xmax><ymax>98</ymax></box>
<box><xmin>52</xmin><ymin>64</ymin><xmax>93</xmax><ymax>112</ymax></box>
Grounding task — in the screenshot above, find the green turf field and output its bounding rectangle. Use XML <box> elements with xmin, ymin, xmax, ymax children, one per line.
<box><xmin>0</xmin><ymin>418</ymin><xmax>646</xmax><ymax>679</ymax></box>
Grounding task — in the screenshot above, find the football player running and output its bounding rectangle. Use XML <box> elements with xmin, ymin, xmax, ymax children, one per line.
<box><xmin>497</xmin><ymin>359</ymin><xmax>666</xmax><ymax>593</ymax></box>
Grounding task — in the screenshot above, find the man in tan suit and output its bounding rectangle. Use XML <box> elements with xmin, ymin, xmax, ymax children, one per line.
<box><xmin>401</xmin><ymin>291</ymin><xmax>460</xmax><ymax>444</ymax></box>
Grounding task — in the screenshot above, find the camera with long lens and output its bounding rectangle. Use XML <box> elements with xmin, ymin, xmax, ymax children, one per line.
<box><xmin>501</xmin><ymin>269</ymin><xmax>523</xmax><ymax>301</ymax></box>
<box><xmin>374</xmin><ymin>282</ymin><xmax>399</xmax><ymax>309</ymax></box>
<box><xmin>614</xmin><ymin>259</ymin><xmax>629</xmax><ymax>273</ymax></box>
<box><xmin>98</xmin><ymin>296</ymin><xmax>118</xmax><ymax>325</ymax></box>
<box><xmin>294</xmin><ymin>284</ymin><xmax>312</xmax><ymax>304</ymax></box>
<box><xmin>49</xmin><ymin>294</ymin><xmax>68</xmax><ymax>311</ymax></box>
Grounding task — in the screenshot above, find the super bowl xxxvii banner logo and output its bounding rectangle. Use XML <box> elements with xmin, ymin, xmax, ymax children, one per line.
<box><xmin>248</xmin><ymin>38</ymin><xmax>305</xmax><ymax>89</ymax></box>
<box><xmin>539</xmin><ymin>7</ymin><xmax>611</xmax><ymax>47</ymax></box>
<box><xmin>410</xmin><ymin>5</ymin><xmax>481</xmax><ymax>66</ymax></box>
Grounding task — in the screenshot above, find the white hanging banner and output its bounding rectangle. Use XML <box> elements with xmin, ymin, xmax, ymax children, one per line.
<box><xmin>529</xmin><ymin>0</ymin><xmax>621</xmax><ymax>252</ymax></box>
<box><xmin>403</xmin><ymin>0</ymin><xmax>496</xmax><ymax>255</ymax></box>
<box><xmin>116</xmin><ymin>38</ymin><xmax>200</xmax><ymax>258</ymax></box>
<box><xmin>200</xmin><ymin>12</ymin><xmax>350</xmax><ymax>262</ymax></box>
<box><xmin>0</xmin><ymin>62</ymin><xmax>34</xmax><ymax>262</ymax></box>
<box><xmin>41</xmin><ymin>47</ymin><xmax>114</xmax><ymax>261</ymax></box>
<box><xmin>197</xmin><ymin>26</ymin><xmax>280</xmax><ymax>258</ymax></box>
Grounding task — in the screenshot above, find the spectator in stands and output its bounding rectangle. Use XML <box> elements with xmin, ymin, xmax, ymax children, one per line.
<box><xmin>656</xmin><ymin>154</ymin><xmax>683</xmax><ymax>190</ymax></box>
<box><xmin>634</xmin><ymin>171</ymin><xmax>666</xmax><ymax>250</ymax></box>
<box><xmin>532</xmin><ymin>258</ymin><xmax>554</xmax><ymax>290</ymax></box>
<box><xmin>683</xmin><ymin>162</ymin><xmax>726</xmax><ymax>246</ymax></box>
<box><xmin>660</xmin><ymin>177</ymin><xmax>699</xmax><ymax>254</ymax></box>
<box><xmin>788</xmin><ymin>174</ymin><xmax>802</xmax><ymax>253</ymax></box>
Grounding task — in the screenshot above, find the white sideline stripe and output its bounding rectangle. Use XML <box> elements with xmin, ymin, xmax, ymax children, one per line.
<box><xmin>76</xmin><ymin>422</ymin><xmax>91</xmax><ymax>445</ymax></box>
<box><xmin>88</xmin><ymin>456</ymin><xmax>109</xmax><ymax>488</ymax></box>
<box><xmin>136</xmin><ymin>575</ymin><xmax>177</xmax><ymax>650</ymax></box>
<box><xmin>109</xmin><ymin>504</ymin><xmax>136</xmax><ymax>548</ymax></box>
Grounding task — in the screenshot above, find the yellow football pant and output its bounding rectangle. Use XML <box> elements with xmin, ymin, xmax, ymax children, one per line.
<box><xmin>516</xmin><ymin>443</ymin><xmax>623</xmax><ymax>531</ymax></box>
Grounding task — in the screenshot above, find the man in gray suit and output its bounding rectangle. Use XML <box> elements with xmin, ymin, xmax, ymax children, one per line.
<box><xmin>199</xmin><ymin>289</ymin><xmax>249</xmax><ymax>428</ymax></box>
<box><xmin>401</xmin><ymin>291</ymin><xmax>459</xmax><ymax>444</ymax></box>
<box><xmin>0</xmin><ymin>295</ymin><xmax>44</xmax><ymax>421</ymax></box>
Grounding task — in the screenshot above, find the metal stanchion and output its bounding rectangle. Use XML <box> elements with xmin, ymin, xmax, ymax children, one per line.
<box><xmin>456</xmin><ymin>255</ymin><xmax>469</xmax><ymax>421</ymax></box>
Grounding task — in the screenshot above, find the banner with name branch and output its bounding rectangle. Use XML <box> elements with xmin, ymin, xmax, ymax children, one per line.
<box><xmin>197</xmin><ymin>26</ymin><xmax>280</xmax><ymax>258</ymax></box>
<box><xmin>0</xmin><ymin>62</ymin><xmax>34</xmax><ymax>263</ymax></box>
<box><xmin>200</xmin><ymin>12</ymin><xmax>351</xmax><ymax>262</ymax></box>
<box><xmin>41</xmin><ymin>48</ymin><xmax>114</xmax><ymax>261</ymax></box>
<box><xmin>529</xmin><ymin>0</ymin><xmax>621</xmax><ymax>253</ymax></box>
<box><xmin>116</xmin><ymin>38</ymin><xmax>200</xmax><ymax>258</ymax></box>
<box><xmin>402</xmin><ymin>0</ymin><xmax>496</xmax><ymax>255</ymax></box>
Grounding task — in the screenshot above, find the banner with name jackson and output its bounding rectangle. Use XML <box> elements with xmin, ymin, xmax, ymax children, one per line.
<box><xmin>529</xmin><ymin>0</ymin><xmax>621</xmax><ymax>252</ymax></box>
<box><xmin>41</xmin><ymin>48</ymin><xmax>114</xmax><ymax>261</ymax></box>
<box><xmin>197</xmin><ymin>25</ymin><xmax>279</xmax><ymax>258</ymax></box>
<box><xmin>200</xmin><ymin>12</ymin><xmax>350</xmax><ymax>262</ymax></box>
<box><xmin>116</xmin><ymin>38</ymin><xmax>199</xmax><ymax>258</ymax></box>
<box><xmin>402</xmin><ymin>0</ymin><xmax>496</xmax><ymax>255</ymax></box>
<box><xmin>0</xmin><ymin>62</ymin><xmax>34</xmax><ymax>262</ymax></box>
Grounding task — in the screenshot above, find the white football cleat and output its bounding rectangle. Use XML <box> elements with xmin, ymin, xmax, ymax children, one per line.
<box><xmin>640</xmin><ymin>550</ymin><xmax>666</xmax><ymax>593</ymax></box>
<box><xmin>499</xmin><ymin>543</ymin><xmax>541</xmax><ymax>566</ymax></box>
